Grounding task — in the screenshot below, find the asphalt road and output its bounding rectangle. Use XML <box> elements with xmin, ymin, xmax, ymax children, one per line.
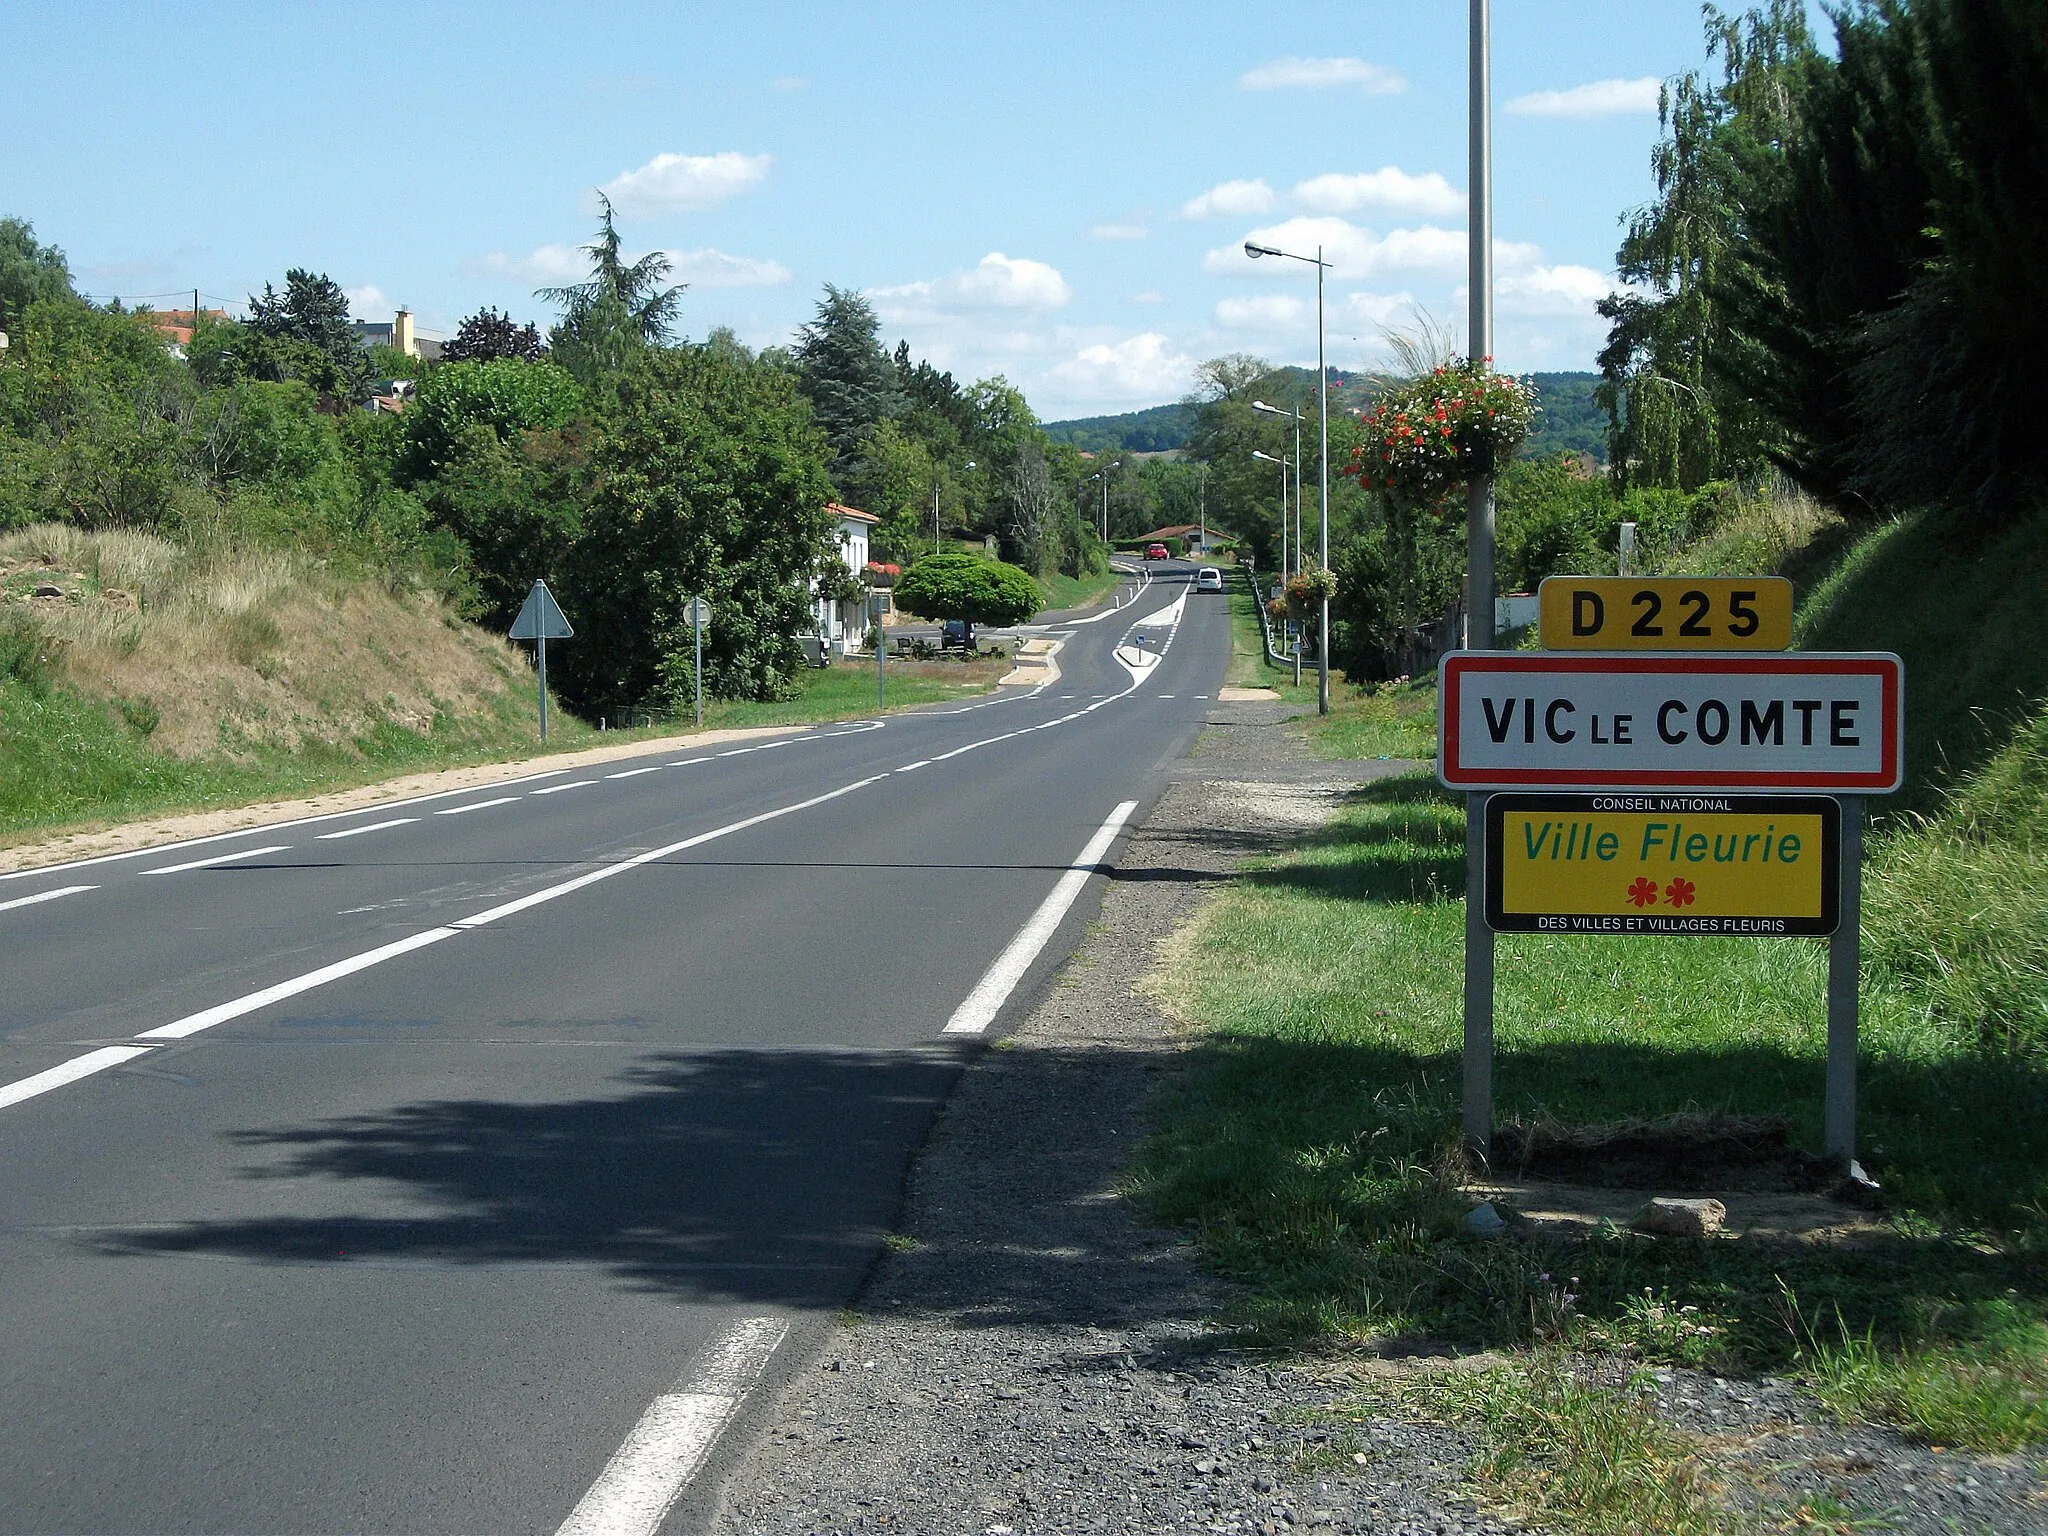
<box><xmin>0</xmin><ymin>559</ymin><xmax>1230</xmax><ymax>1535</ymax></box>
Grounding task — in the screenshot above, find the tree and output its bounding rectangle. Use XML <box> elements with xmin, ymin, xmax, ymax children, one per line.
<box><xmin>792</xmin><ymin>285</ymin><xmax>903</xmax><ymax>478</ymax></box>
<box><xmin>442</xmin><ymin>307</ymin><xmax>544</xmax><ymax>364</ymax></box>
<box><xmin>0</xmin><ymin>217</ymin><xmax>73</xmax><ymax>331</ymax></box>
<box><xmin>246</xmin><ymin>268</ymin><xmax>368</xmax><ymax>400</ymax></box>
<box><xmin>397</xmin><ymin>358</ymin><xmax>584</xmax><ymax>482</ymax></box>
<box><xmin>540</xmin><ymin>195</ymin><xmax>687</xmax><ymax>385</ymax></box>
<box><xmin>557</xmin><ymin>342</ymin><xmax>836</xmax><ymax>708</ymax></box>
<box><xmin>894</xmin><ymin>550</ymin><xmax>1041</xmax><ymax>639</ymax></box>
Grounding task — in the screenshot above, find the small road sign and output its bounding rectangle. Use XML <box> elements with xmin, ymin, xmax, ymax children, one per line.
<box><xmin>1538</xmin><ymin>576</ymin><xmax>1793</xmax><ymax>651</ymax></box>
<box><xmin>509</xmin><ymin>579</ymin><xmax>574</xmax><ymax>641</ymax></box>
<box><xmin>1438</xmin><ymin>651</ymin><xmax>1904</xmax><ymax>792</ymax></box>
<box><xmin>683</xmin><ymin>596</ymin><xmax>712</xmax><ymax>629</ymax></box>
<box><xmin>1485</xmin><ymin>792</ymin><xmax>1840</xmax><ymax>936</ymax></box>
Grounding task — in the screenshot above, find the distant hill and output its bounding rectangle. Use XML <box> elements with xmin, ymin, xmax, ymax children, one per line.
<box><xmin>1046</xmin><ymin>369</ymin><xmax>1608</xmax><ymax>463</ymax></box>
<box><xmin>1043</xmin><ymin>401</ymin><xmax>1197</xmax><ymax>454</ymax></box>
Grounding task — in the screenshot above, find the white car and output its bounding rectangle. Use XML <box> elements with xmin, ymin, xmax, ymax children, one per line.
<box><xmin>1195</xmin><ymin>567</ymin><xmax>1224</xmax><ymax>592</ymax></box>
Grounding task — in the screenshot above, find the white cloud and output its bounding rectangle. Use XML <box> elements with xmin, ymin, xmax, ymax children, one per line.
<box><xmin>1340</xmin><ymin>290</ymin><xmax>1422</xmax><ymax>328</ymax></box>
<box><xmin>464</xmin><ymin>244</ymin><xmax>595</xmax><ymax>284</ymax></box>
<box><xmin>1211</xmin><ymin>217</ymin><xmax>1544</xmax><ymax>282</ymax></box>
<box><xmin>1496</xmin><ymin>263</ymin><xmax>1617</xmax><ymax>315</ymax></box>
<box><xmin>1292</xmin><ymin>168</ymin><xmax>1463</xmax><ymax>220</ymax></box>
<box><xmin>1214</xmin><ymin>294</ymin><xmax>1305</xmax><ymax>330</ymax></box>
<box><xmin>1129</xmin><ymin>290</ymin><xmax>1166</xmax><ymax>305</ymax></box>
<box><xmin>871</xmin><ymin>252</ymin><xmax>1072</xmax><ymax>319</ymax></box>
<box><xmin>593</xmin><ymin>151</ymin><xmax>772</xmax><ymax>217</ymax></box>
<box><xmin>1181</xmin><ymin>178</ymin><xmax>1277</xmax><ymax>220</ymax></box>
<box><xmin>1046</xmin><ymin>333</ymin><xmax>1195</xmax><ymax>404</ymax></box>
<box><xmin>1240</xmin><ymin>56</ymin><xmax>1404</xmax><ymax>93</ymax></box>
<box><xmin>1506</xmin><ymin>77</ymin><xmax>1662</xmax><ymax>117</ymax></box>
<box><xmin>345</xmin><ymin>283</ymin><xmax>392</xmax><ymax>318</ymax></box>
<box><xmin>667</xmin><ymin>248</ymin><xmax>794</xmax><ymax>288</ymax></box>
<box><xmin>1089</xmin><ymin>223</ymin><xmax>1150</xmax><ymax>242</ymax></box>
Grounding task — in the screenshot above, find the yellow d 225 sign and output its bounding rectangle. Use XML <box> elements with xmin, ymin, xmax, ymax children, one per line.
<box><xmin>1538</xmin><ymin>576</ymin><xmax>1794</xmax><ymax>650</ymax></box>
<box><xmin>1485</xmin><ymin>793</ymin><xmax>1839</xmax><ymax>936</ymax></box>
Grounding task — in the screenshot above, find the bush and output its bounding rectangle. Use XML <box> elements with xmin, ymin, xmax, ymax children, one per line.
<box><xmin>398</xmin><ymin>359</ymin><xmax>584</xmax><ymax>483</ymax></box>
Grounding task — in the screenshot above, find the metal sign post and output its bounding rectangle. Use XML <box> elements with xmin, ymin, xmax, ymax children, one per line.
<box><xmin>871</xmin><ymin>592</ymin><xmax>887</xmax><ymax>710</ymax></box>
<box><xmin>507</xmin><ymin>580</ymin><xmax>573</xmax><ymax>742</ymax></box>
<box><xmin>685</xmin><ymin>595</ymin><xmax>711</xmax><ymax>728</ymax></box>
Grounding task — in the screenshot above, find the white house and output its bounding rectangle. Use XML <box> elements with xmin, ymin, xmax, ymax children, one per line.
<box><xmin>813</xmin><ymin>503</ymin><xmax>878</xmax><ymax>657</ymax></box>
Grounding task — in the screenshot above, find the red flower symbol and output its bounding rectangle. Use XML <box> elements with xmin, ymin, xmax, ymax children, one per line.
<box><xmin>1626</xmin><ymin>877</ymin><xmax>1658</xmax><ymax>908</ymax></box>
<box><xmin>1664</xmin><ymin>878</ymin><xmax>1696</xmax><ymax>908</ymax></box>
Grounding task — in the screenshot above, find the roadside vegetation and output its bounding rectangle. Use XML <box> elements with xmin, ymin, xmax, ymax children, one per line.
<box><xmin>1143</xmin><ymin>5</ymin><xmax>2048</xmax><ymax>1527</ymax></box>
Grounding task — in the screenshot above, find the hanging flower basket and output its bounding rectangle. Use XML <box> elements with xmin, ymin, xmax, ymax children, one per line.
<box><xmin>1284</xmin><ymin>565</ymin><xmax>1338</xmax><ymax>621</ymax></box>
<box><xmin>1345</xmin><ymin>360</ymin><xmax>1537</xmax><ymax>508</ymax></box>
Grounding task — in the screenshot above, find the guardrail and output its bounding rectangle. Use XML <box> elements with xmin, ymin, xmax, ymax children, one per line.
<box><xmin>1243</xmin><ymin>568</ymin><xmax>1294</xmax><ymax>670</ymax></box>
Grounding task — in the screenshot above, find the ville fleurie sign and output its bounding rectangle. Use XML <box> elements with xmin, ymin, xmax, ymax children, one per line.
<box><xmin>1485</xmin><ymin>793</ymin><xmax>1840</xmax><ymax>937</ymax></box>
<box><xmin>1437</xmin><ymin>652</ymin><xmax>1905</xmax><ymax>793</ymax></box>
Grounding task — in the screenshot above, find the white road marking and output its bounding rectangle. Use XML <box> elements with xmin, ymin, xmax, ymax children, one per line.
<box><xmin>531</xmin><ymin>780</ymin><xmax>597</xmax><ymax>795</ymax></box>
<box><xmin>315</xmin><ymin>818</ymin><xmax>418</xmax><ymax>840</ymax></box>
<box><xmin>144</xmin><ymin>845</ymin><xmax>291</xmax><ymax>875</ymax></box>
<box><xmin>555</xmin><ymin>1317</ymin><xmax>789</xmax><ymax>1536</ymax></box>
<box><xmin>1135</xmin><ymin>590</ymin><xmax>1187</xmax><ymax>628</ymax></box>
<box><xmin>0</xmin><ymin>1046</ymin><xmax>156</xmax><ymax>1112</ymax></box>
<box><xmin>606</xmin><ymin>766</ymin><xmax>665</xmax><ymax>779</ymax></box>
<box><xmin>669</xmin><ymin>757</ymin><xmax>712</xmax><ymax>767</ymax></box>
<box><xmin>0</xmin><ymin>884</ymin><xmax>96</xmax><ymax>913</ymax></box>
<box><xmin>435</xmin><ymin>796</ymin><xmax>520</xmax><ymax>815</ymax></box>
<box><xmin>1159</xmin><ymin>694</ymin><xmax>1176</xmax><ymax>699</ymax></box>
<box><xmin>0</xmin><ymin>769</ymin><xmax>573</xmax><ymax>883</ymax></box>
<box><xmin>125</xmin><ymin>775</ymin><xmax>893</xmax><ymax>1048</ymax></box>
<box><xmin>943</xmin><ymin>799</ymin><xmax>1139</xmax><ymax>1036</ymax></box>
<box><xmin>894</xmin><ymin>760</ymin><xmax>932</xmax><ymax>773</ymax></box>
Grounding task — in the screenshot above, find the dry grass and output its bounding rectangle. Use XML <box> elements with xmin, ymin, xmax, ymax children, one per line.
<box><xmin>0</xmin><ymin>523</ymin><xmax>527</xmax><ymax>758</ymax></box>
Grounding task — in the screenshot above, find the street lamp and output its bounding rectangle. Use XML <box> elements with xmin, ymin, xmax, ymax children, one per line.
<box><xmin>1249</xmin><ymin>449</ymin><xmax>1290</xmax><ymax>584</ymax></box>
<box><xmin>934</xmin><ymin>461</ymin><xmax>975</xmax><ymax>553</ymax></box>
<box><xmin>1084</xmin><ymin>459</ymin><xmax>1120</xmax><ymax>543</ymax></box>
<box><xmin>1244</xmin><ymin>240</ymin><xmax>1333</xmax><ymax>715</ymax></box>
<box><xmin>1252</xmin><ymin>399</ymin><xmax>1304</xmax><ymax>580</ymax></box>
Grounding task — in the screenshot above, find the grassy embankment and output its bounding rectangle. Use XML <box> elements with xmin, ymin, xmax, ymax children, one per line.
<box><xmin>0</xmin><ymin>524</ymin><xmax>1001</xmax><ymax>846</ymax></box>
<box><xmin>1141</xmin><ymin>496</ymin><xmax>2048</xmax><ymax>1530</ymax></box>
<box><xmin>1033</xmin><ymin>565</ymin><xmax>1123</xmax><ymax>615</ymax></box>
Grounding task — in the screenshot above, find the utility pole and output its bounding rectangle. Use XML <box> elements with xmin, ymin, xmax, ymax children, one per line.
<box><xmin>1463</xmin><ymin>0</ymin><xmax>1498</xmax><ymax>1161</ymax></box>
<box><xmin>1315</xmin><ymin>245</ymin><xmax>1330</xmax><ymax>717</ymax></box>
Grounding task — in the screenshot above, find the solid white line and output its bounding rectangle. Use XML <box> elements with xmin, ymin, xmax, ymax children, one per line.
<box><xmin>531</xmin><ymin>780</ymin><xmax>597</xmax><ymax>795</ymax></box>
<box><xmin>0</xmin><ymin>1046</ymin><xmax>156</xmax><ymax>1111</ymax></box>
<box><xmin>144</xmin><ymin>845</ymin><xmax>291</xmax><ymax>875</ymax></box>
<box><xmin>606</xmin><ymin>766</ymin><xmax>665</xmax><ymax>779</ymax></box>
<box><xmin>895</xmin><ymin>760</ymin><xmax>932</xmax><ymax>772</ymax></box>
<box><xmin>434</xmin><ymin>796</ymin><xmax>520</xmax><ymax>815</ymax></box>
<box><xmin>0</xmin><ymin>769</ymin><xmax>573</xmax><ymax>883</ymax></box>
<box><xmin>127</xmin><ymin>775</ymin><xmax>893</xmax><ymax>1047</ymax></box>
<box><xmin>555</xmin><ymin>1317</ymin><xmax>789</xmax><ymax>1536</ymax></box>
<box><xmin>0</xmin><ymin>883</ymin><xmax>96</xmax><ymax>913</ymax></box>
<box><xmin>134</xmin><ymin>927</ymin><xmax>463</xmax><ymax>1040</ymax></box>
<box><xmin>942</xmin><ymin>800</ymin><xmax>1139</xmax><ymax>1036</ymax></box>
<box><xmin>315</xmin><ymin>818</ymin><xmax>418</xmax><ymax>840</ymax></box>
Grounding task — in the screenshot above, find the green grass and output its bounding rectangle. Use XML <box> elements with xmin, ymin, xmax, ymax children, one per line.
<box><xmin>0</xmin><ymin>656</ymin><xmax>1002</xmax><ymax>846</ymax></box>
<box><xmin>1133</xmin><ymin>772</ymin><xmax>2048</xmax><ymax>1455</ymax></box>
<box><xmin>1033</xmin><ymin>566</ymin><xmax>1122</xmax><ymax>614</ymax></box>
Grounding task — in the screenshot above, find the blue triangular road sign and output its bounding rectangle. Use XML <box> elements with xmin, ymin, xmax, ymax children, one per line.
<box><xmin>509</xmin><ymin>579</ymin><xmax>573</xmax><ymax>640</ymax></box>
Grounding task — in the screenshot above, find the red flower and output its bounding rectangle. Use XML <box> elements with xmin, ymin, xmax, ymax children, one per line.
<box><xmin>1626</xmin><ymin>877</ymin><xmax>1658</xmax><ymax>908</ymax></box>
<box><xmin>1664</xmin><ymin>878</ymin><xmax>1696</xmax><ymax>908</ymax></box>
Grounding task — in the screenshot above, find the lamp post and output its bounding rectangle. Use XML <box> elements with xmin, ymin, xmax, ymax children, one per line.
<box><xmin>1252</xmin><ymin>399</ymin><xmax>1304</xmax><ymax>580</ymax></box>
<box><xmin>1251</xmin><ymin>449</ymin><xmax>1300</xmax><ymax>684</ymax></box>
<box><xmin>1244</xmin><ymin>240</ymin><xmax>1333</xmax><ymax>714</ymax></box>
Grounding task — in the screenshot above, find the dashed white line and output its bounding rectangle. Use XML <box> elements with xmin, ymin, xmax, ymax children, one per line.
<box><xmin>605</xmin><ymin>766</ymin><xmax>666</xmax><ymax>779</ymax></box>
<box><xmin>434</xmin><ymin>796</ymin><xmax>521</xmax><ymax>815</ymax></box>
<box><xmin>144</xmin><ymin>845</ymin><xmax>292</xmax><ymax>875</ymax></box>
<box><xmin>531</xmin><ymin>780</ymin><xmax>597</xmax><ymax>795</ymax></box>
<box><xmin>670</xmin><ymin>757</ymin><xmax>711</xmax><ymax>767</ymax></box>
<box><xmin>943</xmin><ymin>800</ymin><xmax>1139</xmax><ymax>1036</ymax></box>
<box><xmin>0</xmin><ymin>1047</ymin><xmax>156</xmax><ymax>1112</ymax></box>
<box><xmin>316</xmin><ymin>818</ymin><xmax>417</xmax><ymax>840</ymax></box>
<box><xmin>0</xmin><ymin>883</ymin><xmax>96</xmax><ymax>913</ymax></box>
<box><xmin>555</xmin><ymin>1317</ymin><xmax>790</xmax><ymax>1536</ymax></box>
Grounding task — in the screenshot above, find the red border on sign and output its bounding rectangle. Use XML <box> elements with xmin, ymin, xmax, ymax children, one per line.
<box><xmin>1438</xmin><ymin>652</ymin><xmax>1904</xmax><ymax>791</ymax></box>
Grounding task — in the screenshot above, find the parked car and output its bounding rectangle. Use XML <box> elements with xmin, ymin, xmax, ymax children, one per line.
<box><xmin>1195</xmin><ymin>566</ymin><xmax>1223</xmax><ymax>592</ymax></box>
<box><xmin>1144</xmin><ymin>543</ymin><xmax>1170</xmax><ymax>560</ymax></box>
<box><xmin>941</xmin><ymin>618</ymin><xmax>974</xmax><ymax>648</ymax></box>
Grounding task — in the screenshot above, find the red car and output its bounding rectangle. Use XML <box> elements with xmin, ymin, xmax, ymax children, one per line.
<box><xmin>1143</xmin><ymin>543</ymin><xmax>1170</xmax><ymax>560</ymax></box>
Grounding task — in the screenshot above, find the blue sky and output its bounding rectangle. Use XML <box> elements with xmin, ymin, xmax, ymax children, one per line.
<box><xmin>4</xmin><ymin>2</ymin><xmax>1758</xmax><ymax>418</ymax></box>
